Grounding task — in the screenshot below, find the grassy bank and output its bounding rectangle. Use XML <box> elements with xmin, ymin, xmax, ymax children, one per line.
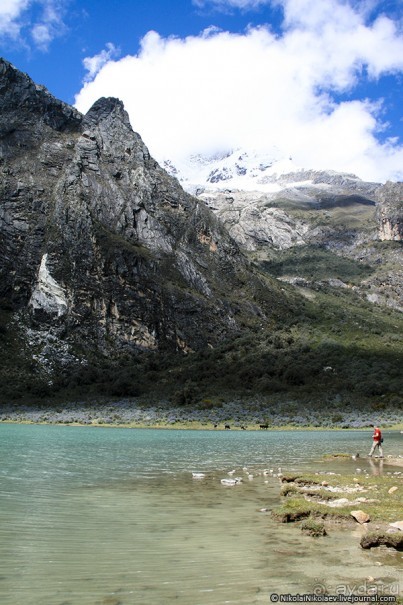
<box><xmin>271</xmin><ymin>460</ymin><xmax>403</xmax><ymax>571</ymax></box>
<box><xmin>274</xmin><ymin>467</ymin><xmax>403</xmax><ymax>523</ymax></box>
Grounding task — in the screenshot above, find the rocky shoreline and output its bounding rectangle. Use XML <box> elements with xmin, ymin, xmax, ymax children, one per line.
<box><xmin>271</xmin><ymin>462</ymin><xmax>403</xmax><ymax>556</ymax></box>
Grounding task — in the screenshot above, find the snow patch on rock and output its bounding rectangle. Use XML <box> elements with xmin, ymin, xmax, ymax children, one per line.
<box><xmin>30</xmin><ymin>254</ymin><xmax>68</xmax><ymax>317</ymax></box>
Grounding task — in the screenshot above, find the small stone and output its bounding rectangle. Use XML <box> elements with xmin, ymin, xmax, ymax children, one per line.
<box><xmin>350</xmin><ymin>510</ymin><xmax>370</xmax><ymax>524</ymax></box>
<box><xmin>389</xmin><ymin>521</ymin><xmax>403</xmax><ymax>531</ymax></box>
<box><xmin>321</xmin><ymin>481</ymin><xmax>328</xmax><ymax>486</ymax></box>
<box><xmin>220</xmin><ymin>477</ymin><xmax>242</xmax><ymax>486</ymax></box>
<box><xmin>331</xmin><ymin>498</ymin><xmax>350</xmax><ymax>506</ymax></box>
<box><xmin>388</xmin><ymin>486</ymin><xmax>398</xmax><ymax>494</ymax></box>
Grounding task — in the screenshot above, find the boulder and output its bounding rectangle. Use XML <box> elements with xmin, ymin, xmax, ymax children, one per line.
<box><xmin>360</xmin><ymin>532</ymin><xmax>403</xmax><ymax>551</ymax></box>
<box><xmin>350</xmin><ymin>510</ymin><xmax>370</xmax><ymax>524</ymax></box>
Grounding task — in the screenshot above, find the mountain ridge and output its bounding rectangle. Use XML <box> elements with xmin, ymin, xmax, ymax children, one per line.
<box><xmin>0</xmin><ymin>58</ymin><xmax>402</xmax><ymax>410</ymax></box>
<box><xmin>0</xmin><ymin>57</ymin><xmax>290</xmax><ymax>369</ymax></box>
<box><xmin>161</xmin><ymin>145</ymin><xmax>402</xmax><ymax>314</ymax></box>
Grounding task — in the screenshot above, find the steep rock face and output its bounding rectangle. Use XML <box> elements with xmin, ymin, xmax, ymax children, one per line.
<box><xmin>200</xmin><ymin>190</ymin><xmax>309</xmax><ymax>251</ymax></box>
<box><xmin>0</xmin><ymin>58</ymin><xmax>283</xmax><ymax>363</ymax></box>
<box><xmin>375</xmin><ymin>182</ymin><xmax>403</xmax><ymax>241</ymax></box>
<box><xmin>199</xmin><ymin>182</ymin><xmax>378</xmax><ymax>253</ymax></box>
<box><xmin>196</xmin><ymin>172</ymin><xmax>402</xmax><ymax>314</ymax></box>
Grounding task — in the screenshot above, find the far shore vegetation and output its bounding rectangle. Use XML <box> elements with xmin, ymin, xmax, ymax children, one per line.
<box><xmin>0</xmin><ymin>241</ymin><xmax>402</xmax><ymax>425</ymax></box>
<box><xmin>0</xmin><ymin>401</ymin><xmax>402</xmax><ymax>431</ymax></box>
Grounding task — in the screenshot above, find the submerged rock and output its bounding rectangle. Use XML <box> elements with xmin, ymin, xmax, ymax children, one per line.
<box><xmin>220</xmin><ymin>477</ymin><xmax>242</xmax><ymax>486</ymax></box>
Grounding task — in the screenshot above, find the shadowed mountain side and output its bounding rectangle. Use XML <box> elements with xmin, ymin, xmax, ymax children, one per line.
<box><xmin>0</xmin><ymin>58</ymin><xmax>291</xmax><ymax>370</ymax></box>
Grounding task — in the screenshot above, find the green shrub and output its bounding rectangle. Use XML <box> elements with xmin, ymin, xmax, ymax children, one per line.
<box><xmin>300</xmin><ymin>517</ymin><xmax>327</xmax><ymax>537</ymax></box>
<box><xmin>281</xmin><ymin>484</ymin><xmax>299</xmax><ymax>497</ymax></box>
<box><xmin>172</xmin><ymin>381</ymin><xmax>200</xmax><ymax>406</ymax></box>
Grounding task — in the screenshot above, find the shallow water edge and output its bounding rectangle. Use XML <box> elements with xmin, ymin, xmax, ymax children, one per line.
<box><xmin>0</xmin><ymin>425</ymin><xmax>402</xmax><ymax>605</ymax></box>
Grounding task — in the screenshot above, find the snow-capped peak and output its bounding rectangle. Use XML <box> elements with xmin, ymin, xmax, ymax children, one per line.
<box><xmin>161</xmin><ymin>148</ymin><xmax>300</xmax><ymax>194</ymax></box>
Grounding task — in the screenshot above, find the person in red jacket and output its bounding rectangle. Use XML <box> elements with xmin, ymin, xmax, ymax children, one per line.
<box><xmin>368</xmin><ymin>426</ymin><xmax>383</xmax><ymax>458</ymax></box>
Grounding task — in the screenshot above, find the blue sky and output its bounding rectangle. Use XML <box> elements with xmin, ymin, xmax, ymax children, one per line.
<box><xmin>0</xmin><ymin>0</ymin><xmax>283</xmax><ymax>104</ymax></box>
<box><xmin>1</xmin><ymin>0</ymin><xmax>402</xmax><ymax>181</ymax></box>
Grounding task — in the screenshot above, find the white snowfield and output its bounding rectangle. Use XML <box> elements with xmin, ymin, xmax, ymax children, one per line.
<box><xmin>160</xmin><ymin>148</ymin><xmax>367</xmax><ymax>196</ymax></box>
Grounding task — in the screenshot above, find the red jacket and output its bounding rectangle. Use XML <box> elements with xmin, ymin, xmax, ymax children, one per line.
<box><xmin>373</xmin><ymin>427</ymin><xmax>382</xmax><ymax>442</ymax></box>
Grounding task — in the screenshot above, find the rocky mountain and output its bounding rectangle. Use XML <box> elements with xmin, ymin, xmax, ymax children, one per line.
<box><xmin>202</xmin><ymin>182</ymin><xmax>402</xmax><ymax>311</ymax></box>
<box><xmin>0</xmin><ymin>58</ymin><xmax>289</xmax><ymax>377</ymax></box>
<box><xmin>196</xmin><ymin>173</ymin><xmax>379</xmax><ymax>251</ymax></box>
<box><xmin>165</xmin><ymin>151</ymin><xmax>402</xmax><ymax>312</ymax></box>
<box><xmin>375</xmin><ymin>181</ymin><xmax>403</xmax><ymax>241</ymax></box>
<box><xmin>0</xmin><ymin>58</ymin><xmax>402</xmax><ymax>407</ymax></box>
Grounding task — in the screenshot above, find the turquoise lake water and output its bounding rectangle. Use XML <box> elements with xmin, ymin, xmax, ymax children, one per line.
<box><xmin>0</xmin><ymin>425</ymin><xmax>401</xmax><ymax>604</ymax></box>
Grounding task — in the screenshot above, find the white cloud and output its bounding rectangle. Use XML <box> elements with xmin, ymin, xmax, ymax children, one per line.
<box><xmin>83</xmin><ymin>43</ymin><xmax>120</xmax><ymax>82</ymax></box>
<box><xmin>0</xmin><ymin>0</ymin><xmax>68</xmax><ymax>50</ymax></box>
<box><xmin>0</xmin><ymin>0</ymin><xmax>30</xmax><ymax>38</ymax></box>
<box><xmin>31</xmin><ymin>23</ymin><xmax>53</xmax><ymax>49</ymax></box>
<box><xmin>74</xmin><ymin>0</ymin><xmax>403</xmax><ymax>182</ymax></box>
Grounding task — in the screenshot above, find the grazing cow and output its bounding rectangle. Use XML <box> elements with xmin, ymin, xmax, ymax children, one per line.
<box><xmin>260</xmin><ymin>424</ymin><xmax>269</xmax><ymax>429</ymax></box>
<box><xmin>225</xmin><ymin>424</ymin><xmax>231</xmax><ymax>430</ymax></box>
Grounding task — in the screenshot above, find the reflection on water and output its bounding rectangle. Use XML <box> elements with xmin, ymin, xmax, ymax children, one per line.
<box><xmin>0</xmin><ymin>425</ymin><xmax>401</xmax><ymax>604</ymax></box>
